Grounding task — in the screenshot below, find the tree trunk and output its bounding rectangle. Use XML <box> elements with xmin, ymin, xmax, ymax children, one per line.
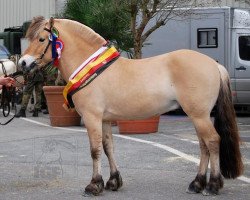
<box><xmin>133</xmin><ymin>35</ymin><xmax>142</xmax><ymax>59</ymax></box>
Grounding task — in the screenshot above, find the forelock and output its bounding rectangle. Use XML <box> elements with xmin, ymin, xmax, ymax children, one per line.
<box><xmin>26</xmin><ymin>16</ymin><xmax>47</xmax><ymax>40</ymax></box>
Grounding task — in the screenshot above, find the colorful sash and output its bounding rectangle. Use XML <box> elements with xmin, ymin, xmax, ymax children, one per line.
<box><xmin>63</xmin><ymin>45</ymin><xmax>120</xmax><ymax>110</ymax></box>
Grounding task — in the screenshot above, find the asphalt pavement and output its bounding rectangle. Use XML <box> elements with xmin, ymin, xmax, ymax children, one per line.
<box><xmin>0</xmin><ymin>110</ymin><xmax>249</xmax><ymax>200</ymax></box>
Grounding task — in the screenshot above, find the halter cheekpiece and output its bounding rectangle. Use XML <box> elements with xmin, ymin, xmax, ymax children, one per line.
<box><xmin>43</xmin><ymin>17</ymin><xmax>64</xmax><ymax>66</ymax></box>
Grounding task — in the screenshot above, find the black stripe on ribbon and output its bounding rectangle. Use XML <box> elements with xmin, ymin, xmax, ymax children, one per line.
<box><xmin>66</xmin><ymin>55</ymin><xmax>120</xmax><ymax>109</ymax></box>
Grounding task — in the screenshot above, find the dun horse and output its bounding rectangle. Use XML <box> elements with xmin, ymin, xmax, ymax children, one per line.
<box><xmin>19</xmin><ymin>16</ymin><xmax>243</xmax><ymax>196</ymax></box>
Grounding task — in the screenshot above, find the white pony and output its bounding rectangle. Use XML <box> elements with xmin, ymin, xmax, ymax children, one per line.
<box><xmin>0</xmin><ymin>59</ymin><xmax>17</xmax><ymax>77</ymax></box>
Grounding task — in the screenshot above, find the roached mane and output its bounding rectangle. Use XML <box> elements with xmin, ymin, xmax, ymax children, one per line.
<box><xmin>25</xmin><ymin>16</ymin><xmax>106</xmax><ymax>45</ymax></box>
<box><xmin>59</xmin><ymin>19</ymin><xmax>105</xmax><ymax>44</ymax></box>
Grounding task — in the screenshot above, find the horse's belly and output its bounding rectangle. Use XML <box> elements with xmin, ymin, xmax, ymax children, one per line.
<box><xmin>103</xmin><ymin>84</ymin><xmax>179</xmax><ymax>120</ymax></box>
<box><xmin>103</xmin><ymin>98</ymin><xmax>179</xmax><ymax>120</ymax></box>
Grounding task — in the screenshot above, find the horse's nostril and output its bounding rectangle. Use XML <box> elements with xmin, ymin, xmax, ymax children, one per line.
<box><xmin>21</xmin><ymin>60</ymin><xmax>26</xmax><ymax>67</ymax></box>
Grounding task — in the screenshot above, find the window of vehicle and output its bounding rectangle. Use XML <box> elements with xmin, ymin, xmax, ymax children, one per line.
<box><xmin>239</xmin><ymin>36</ymin><xmax>250</xmax><ymax>61</ymax></box>
<box><xmin>0</xmin><ymin>45</ymin><xmax>10</xmax><ymax>59</ymax></box>
<box><xmin>197</xmin><ymin>28</ymin><xmax>218</xmax><ymax>48</ymax></box>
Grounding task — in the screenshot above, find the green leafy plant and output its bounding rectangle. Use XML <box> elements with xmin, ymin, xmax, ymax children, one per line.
<box><xmin>63</xmin><ymin>0</ymin><xmax>133</xmax><ymax>53</ymax></box>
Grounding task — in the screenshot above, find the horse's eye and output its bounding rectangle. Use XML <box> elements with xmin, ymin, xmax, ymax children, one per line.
<box><xmin>39</xmin><ymin>38</ymin><xmax>45</xmax><ymax>43</ymax></box>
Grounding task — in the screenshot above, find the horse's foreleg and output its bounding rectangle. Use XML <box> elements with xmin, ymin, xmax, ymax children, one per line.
<box><xmin>102</xmin><ymin>121</ymin><xmax>123</xmax><ymax>191</ymax></box>
<box><xmin>188</xmin><ymin>118</ymin><xmax>223</xmax><ymax>196</ymax></box>
<box><xmin>84</xmin><ymin>117</ymin><xmax>105</xmax><ymax>196</ymax></box>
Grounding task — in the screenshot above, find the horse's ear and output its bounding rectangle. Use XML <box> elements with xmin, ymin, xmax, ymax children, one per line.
<box><xmin>49</xmin><ymin>17</ymin><xmax>54</xmax><ymax>29</ymax></box>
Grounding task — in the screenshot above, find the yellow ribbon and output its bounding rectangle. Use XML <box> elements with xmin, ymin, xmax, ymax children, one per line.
<box><xmin>63</xmin><ymin>46</ymin><xmax>118</xmax><ymax>107</ymax></box>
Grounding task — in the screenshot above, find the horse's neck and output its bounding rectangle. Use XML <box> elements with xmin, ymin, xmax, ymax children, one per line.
<box><xmin>58</xmin><ymin>41</ymin><xmax>96</xmax><ymax>81</ymax></box>
<box><xmin>56</xmin><ymin>20</ymin><xmax>106</xmax><ymax>81</ymax></box>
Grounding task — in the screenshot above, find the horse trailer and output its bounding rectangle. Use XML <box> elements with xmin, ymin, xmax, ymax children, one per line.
<box><xmin>143</xmin><ymin>7</ymin><xmax>250</xmax><ymax>110</ymax></box>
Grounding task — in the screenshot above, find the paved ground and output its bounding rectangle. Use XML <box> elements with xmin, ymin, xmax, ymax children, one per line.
<box><xmin>0</xmin><ymin>111</ymin><xmax>249</xmax><ymax>200</ymax></box>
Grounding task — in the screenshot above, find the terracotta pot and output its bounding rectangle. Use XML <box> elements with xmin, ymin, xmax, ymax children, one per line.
<box><xmin>117</xmin><ymin>116</ymin><xmax>160</xmax><ymax>134</ymax></box>
<box><xmin>43</xmin><ymin>86</ymin><xmax>81</xmax><ymax>127</ymax></box>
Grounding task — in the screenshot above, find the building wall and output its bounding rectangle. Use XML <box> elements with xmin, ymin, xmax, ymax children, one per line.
<box><xmin>56</xmin><ymin>0</ymin><xmax>67</xmax><ymax>14</ymax></box>
<box><xmin>1</xmin><ymin>0</ymin><xmax>250</xmax><ymax>32</ymax></box>
<box><xmin>0</xmin><ymin>0</ymin><xmax>56</xmax><ymax>32</ymax></box>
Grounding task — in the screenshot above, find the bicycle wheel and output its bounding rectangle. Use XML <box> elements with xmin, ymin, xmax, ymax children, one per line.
<box><xmin>2</xmin><ymin>101</ymin><xmax>10</xmax><ymax>117</ymax></box>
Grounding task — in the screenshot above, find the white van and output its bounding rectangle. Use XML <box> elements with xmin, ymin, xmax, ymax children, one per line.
<box><xmin>143</xmin><ymin>7</ymin><xmax>250</xmax><ymax>111</ymax></box>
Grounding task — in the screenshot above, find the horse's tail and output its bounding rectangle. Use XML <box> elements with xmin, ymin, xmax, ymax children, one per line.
<box><xmin>214</xmin><ymin>65</ymin><xmax>244</xmax><ymax>179</ymax></box>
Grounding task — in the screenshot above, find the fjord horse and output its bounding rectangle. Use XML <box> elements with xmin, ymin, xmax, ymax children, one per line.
<box><xmin>19</xmin><ymin>16</ymin><xmax>243</xmax><ymax>196</ymax></box>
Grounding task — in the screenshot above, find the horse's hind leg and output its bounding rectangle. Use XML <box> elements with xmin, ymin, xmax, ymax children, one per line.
<box><xmin>188</xmin><ymin>117</ymin><xmax>223</xmax><ymax>195</ymax></box>
<box><xmin>187</xmin><ymin>136</ymin><xmax>209</xmax><ymax>193</ymax></box>
<box><xmin>102</xmin><ymin>122</ymin><xmax>123</xmax><ymax>191</ymax></box>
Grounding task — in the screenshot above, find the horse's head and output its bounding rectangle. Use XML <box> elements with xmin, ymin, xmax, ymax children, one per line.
<box><xmin>19</xmin><ymin>16</ymin><xmax>55</xmax><ymax>72</ymax></box>
<box><xmin>19</xmin><ymin>16</ymin><xmax>107</xmax><ymax>80</ymax></box>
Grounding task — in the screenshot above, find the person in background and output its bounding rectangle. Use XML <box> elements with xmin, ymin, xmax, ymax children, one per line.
<box><xmin>41</xmin><ymin>67</ymin><xmax>59</xmax><ymax>114</ymax></box>
<box><xmin>15</xmin><ymin>69</ymin><xmax>45</xmax><ymax>118</ymax></box>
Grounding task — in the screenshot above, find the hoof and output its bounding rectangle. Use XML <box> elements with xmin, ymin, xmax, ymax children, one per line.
<box><xmin>202</xmin><ymin>175</ymin><xmax>223</xmax><ymax>196</ymax></box>
<box><xmin>84</xmin><ymin>175</ymin><xmax>104</xmax><ymax>196</ymax></box>
<box><xmin>82</xmin><ymin>191</ymin><xmax>94</xmax><ymax>197</ymax></box>
<box><xmin>187</xmin><ymin>174</ymin><xmax>206</xmax><ymax>194</ymax></box>
<box><xmin>202</xmin><ymin>188</ymin><xmax>218</xmax><ymax>196</ymax></box>
<box><xmin>105</xmin><ymin>171</ymin><xmax>123</xmax><ymax>191</ymax></box>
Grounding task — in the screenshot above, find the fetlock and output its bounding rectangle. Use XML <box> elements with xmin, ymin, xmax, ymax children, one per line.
<box><xmin>15</xmin><ymin>108</ymin><xmax>26</xmax><ymax>118</ymax></box>
<box><xmin>32</xmin><ymin>109</ymin><xmax>39</xmax><ymax>117</ymax></box>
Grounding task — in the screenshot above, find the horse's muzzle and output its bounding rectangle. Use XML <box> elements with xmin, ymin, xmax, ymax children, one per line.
<box><xmin>18</xmin><ymin>55</ymin><xmax>37</xmax><ymax>73</ymax></box>
<box><xmin>22</xmin><ymin>61</ymin><xmax>37</xmax><ymax>73</ymax></box>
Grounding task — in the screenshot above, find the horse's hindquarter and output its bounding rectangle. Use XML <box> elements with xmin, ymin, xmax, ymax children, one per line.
<box><xmin>166</xmin><ymin>50</ymin><xmax>221</xmax><ymax>117</ymax></box>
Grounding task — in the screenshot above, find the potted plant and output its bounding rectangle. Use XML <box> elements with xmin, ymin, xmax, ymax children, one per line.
<box><xmin>43</xmin><ymin>85</ymin><xmax>81</xmax><ymax>127</ymax></box>
<box><xmin>117</xmin><ymin>116</ymin><xmax>160</xmax><ymax>134</ymax></box>
<box><xmin>43</xmin><ymin>69</ymin><xmax>81</xmax><ymax>127</ymax></box>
